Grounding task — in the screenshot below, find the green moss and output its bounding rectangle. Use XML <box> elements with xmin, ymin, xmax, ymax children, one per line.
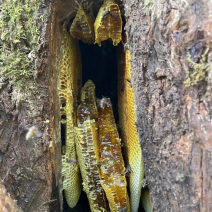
<box><xmin>0</xmin><ymin>0</ymin><xmax>45</xmax><ymax>95</ymax></box>
<box><xmin>184</xmin><ymin>47</ymin><xmax>210</xmax><ymax>87</ymax></box>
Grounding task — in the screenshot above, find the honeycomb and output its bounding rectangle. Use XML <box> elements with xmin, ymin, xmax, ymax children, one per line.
<box><xmin>75</xmin><ymin>120</ymin><xmax>107</xmax><ymax>212</ymax></box>
<box><xmin>77</xmin><ymin>80</ymin><xmax>98</xmax><ymax>124</ymax></box>
<box><xmin>117</xmin><ymin>46</ymin><xmax>145</xmax><ymax>212</ymax></box>
<box><xmin>59</xmin><ymin>23</ymin><xmax>82</xmax><ymax>208</ymax></box>
<box><xmin>70</xmin><ymin>4</ymin><xmax>95</xmax><ymax>44</ymax></box>
<box><xmin>94</xmin><ymin>0</ymin><xmax>122</xmax><ymax>46</ymax></box>
<box><xmin>60</xmin><ymin>5</ymin><xmax>145</xmax><ymax>209</ymax></box>
<box><xmin>98</xmin><ymin>98</ymin><xmax>130</xmax><ymax>212</ymax></box>
<box><xmin>141</xmin><ymin>188</ymin><xmax>153</xmax><ymax>212</ymax></box>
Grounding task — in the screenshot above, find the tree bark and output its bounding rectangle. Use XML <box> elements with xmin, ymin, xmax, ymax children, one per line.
<box><xmin>0</xmin><ymin>0</ymin><xmax>62</xmax><ymax>211</ymax></box>
<box><xmin>0</xmin><ymin>0</ymin><xmax>212</xmax><ymax>212</ymax></box>
<box><xmin>124</xmin><ymin>0</ymin><xmax>212</xmax><ymax>211</ymax></box>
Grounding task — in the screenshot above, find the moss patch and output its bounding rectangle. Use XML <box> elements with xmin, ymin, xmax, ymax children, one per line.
<box><xmin>0</xmin><ymin>0</ymin><xmax>45</xmax><ymax>95</ymax></box>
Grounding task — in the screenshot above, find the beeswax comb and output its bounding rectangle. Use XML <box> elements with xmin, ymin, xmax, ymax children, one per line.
<box><xmin>59</xmin><ymin>23</ymin><xmax>82</xmax><ymax>208</ymax></box>
<box><xmin>117</xmin><ymin>46</ymin><xmax>145</xmax><ymax>212</ymax></box>
<box><xmin>94</xmin><ymin>0</ymin><xmax>122</xmax><ymax>46</ymax></box>
<box><xmin>75</xmin><ymin>120</ymin><xmax>107</xmax><ymax>212</ymax></box>
<box><xmin>75</xmin><ymin>80</ymin><xmax>107</xmax><ymax>211</ymax></box>
<box><xmin>98</xmin><ymin>98</ymin><xmax>130</xmax><ymax>212</ymax></box>
<box><xmin>77</xmin><ymin>80</ymin><xmax>98</xmax><ymax>124</ymax></box>
<box><xmin>70</xmin><ymin>3</ymin><xmax>95</xmax><ymax>44</ymax></box>
<box><xmin>141</xmin><ymin>188</ymin><xmax>153</xmax><ymax>212</ymax></box>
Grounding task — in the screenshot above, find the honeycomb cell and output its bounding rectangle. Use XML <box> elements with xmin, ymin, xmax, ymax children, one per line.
<box><xmin>75</xmin><ymin>120</ymin><xmax>107</xmax><ymax>212</ymax></box>
<box><xmin>141</xmin><ymin>188</ymin><xmax>153</xmax><ymax>212</ymax></box>
<box><xmin>59</xmin><ymin>23</ymin><xmax>82</xmax><ymax>208</ymax></box>
<box><xmin>94</xmin><ymin>0</ymin><xmax>122</xmax><ymax>46</ymax></box>
<box><xmin>70</xmin><ymin>3</ymin><xmax>95</xmax><ymax>44</ymax></box>
<box><xmin>117</xmin><ymin>44</ymin><xmax>145</xmax><ymax>212</ymax></box>
<box><xmin>98</xmin><ymin>98</ymin><xmax>130</xmax><ymax>212</ymax></box>
<box><xmin>77</xmin><ymin>80</ymin><xmax>98</xmax><ymax>125</ymax></box>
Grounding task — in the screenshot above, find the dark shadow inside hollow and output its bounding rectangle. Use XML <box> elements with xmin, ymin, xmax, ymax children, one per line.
<box><xmin>63</xmin><ymin>190</ymin><xmax>91</xmax><ymax>212</ymax></box>
<box><xmin>79</xmin><ymin>40</ymin><xmax>119</xmax><ymax>123</ymax></box>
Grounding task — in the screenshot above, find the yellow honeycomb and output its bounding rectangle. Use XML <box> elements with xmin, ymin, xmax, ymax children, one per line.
<box><xmin>98</xmin><ymin>98</ymin><xmax>130</xmax><ymax>212</ymax></box>
<box><xmin>75</xmin><ymin>80</ymin><xmax>106</xmax><ymax>211</ymax></box>
<box><xmin>70</xmin><ymin>4</ymin><xmax>95</xmax><ymax>44</ymax></box>
<box><xmin>59</xmin><ymin>23</ymin><xmax>82</xmax><ymax>208</ymax></box>
<box><xmin>117</xmin><ymin>45</ymin><xmax>145</xmax><ymax>212</ymax></box>
<box><xmin>94</xmin><ymin>0</ymin><xmax>122</xmax><ymax>46</ymax></box>
<box><xmin>75</xmin><ymin>120</ymin><xmax>107</xmax><ymax>212</ymax></box>
<box><xmin>77</xmin><ymin>80</ymin><xmax>98</xmax><ymax>124</ymax></box>
<box><xmin>60</xmin><ymin>4</ymin><xmax>145</xmax><ymax>209</ymax></box>
<box><xmin>141</xmin><ymin>188</ymin><xmax>153</xmax><ymax>212</ymax></box>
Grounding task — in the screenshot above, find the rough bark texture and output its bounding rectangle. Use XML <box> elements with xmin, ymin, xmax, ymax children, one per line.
<box><xmin>1</xmin><ymin>0</ymin><xmax>212</xmax><ymax>212</ymax></box>
<box><xmin>124</xmin><ymin>0</ymin><xmax>212</xmax><ymax>211</ymax></box>
<box><xmin>0</xmin><ymin>0</ymin><xmax>62</xmax><ymax>211</ymax></box>
<box><xmin>0</xmin><ymin>183</ymin><xmax>23</xmax><ymax>212</ymax></box>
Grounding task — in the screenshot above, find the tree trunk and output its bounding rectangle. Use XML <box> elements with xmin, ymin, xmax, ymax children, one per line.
<box><xmin>124</xmin><ymin>0</ymin><xmax>212</xmax><ymax>211</ymax></box>
<box><xmin>0</xmin><ymin>0</ymin><xmax>212</xmax><ymax>212</ymax></box>
<box><xmin>0</xmin><ymin>0</ymin><xmax>62</xmax><ymax>211</ymax></box>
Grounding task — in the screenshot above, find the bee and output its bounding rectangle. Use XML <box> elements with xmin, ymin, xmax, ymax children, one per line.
<box><xmin>66</xmin><ymin>159</ymin><xmax>77</xmax><ymax>164</ymax></box>
<box><xmin>96</xmin><ymin>162</ymin><xmax>101</xmax><ymax>167</ymax></box>
<box><xmin>99</xmin><ymin>97</ymin><xmax>111</xmax><ymax>109</ymax></box>
<box><xmin>126</xmin><ymin>78</ymin><xmax>132</xmax><ymax>87</ymax></box>
<box><xmin>125</xmin><ymin>164</ymin><xmax>131</xmax><ymax>174</ymax></box>
<box><xmin>96</xmin><ymin>188</ymin><xmax>102</xmax><ymax>193</ymax></box>
<box><xmin>123</xmin><ymin>42</ymin><xmax>130</xmax><ymax>51</ymax></box>
<box><xmin>25</xmin><ymin>126</ymin><xmax>43</xmax><ymax>141</ymax></box>
<box><xmin>175</xmin><ymin>173</ymin><xmax>186</xmax><ymax>183</ymax></box>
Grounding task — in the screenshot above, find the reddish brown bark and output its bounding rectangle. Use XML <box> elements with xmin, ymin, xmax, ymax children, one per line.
<box><xmin>1</xmin><ymin>0</ymin><xmax>212</xmax><ymax>211</ymax></box>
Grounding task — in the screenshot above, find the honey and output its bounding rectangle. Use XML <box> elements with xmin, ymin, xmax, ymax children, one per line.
<box><xmin>77</xmin><ymin>80</ymin><xmax>98</xmax><ymax>124</ymax></box>
<box><xmin>98</xmin><ymin>98</ymin><xmax>130</xmax><ymax>212</ymax></box>
<box><xmin>75</xmin><ymin>120</ymin><xmax>107</xmax><ymax>212</ymax></box>
<box><xmin>70</xmin><ymin>4</ymin><xmax>95</xmax><ymax>44</ymax></box>
<box><xmin>94</xmin><ymin>0</ymin><xmax>122</xmax><ymax>46</ymax></box>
